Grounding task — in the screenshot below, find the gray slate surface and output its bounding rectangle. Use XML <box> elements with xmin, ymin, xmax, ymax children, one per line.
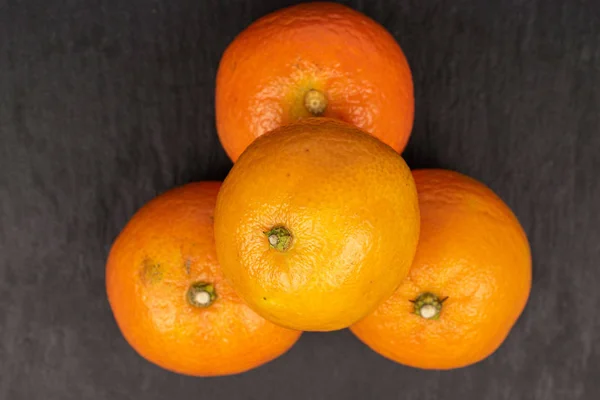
<box><xmin>1</xmin><ymin>0</ymin><xmax>599</xmax><ymax>399</ymax></box>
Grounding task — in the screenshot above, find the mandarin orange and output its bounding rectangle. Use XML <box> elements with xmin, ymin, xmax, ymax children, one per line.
<box><xmin>351</xmin><ymin>169</ymin><xmax>532</xmax><ymax>369</ymax></box>
<box><xmin>213</xmin><ymin>118</ymin><xmax>420</xmax><ymax>331</ymax></box>
<box><xmin>106</xmin><ymin>182</ymin><xmax>301</xmax><ymax>376</ymax></box>
<box><xmin>216</xmin><ymin>2</ymin><xmax>414</xmax><ymax>161</ymax></box>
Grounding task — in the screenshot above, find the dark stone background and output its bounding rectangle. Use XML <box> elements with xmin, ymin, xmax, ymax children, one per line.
<box><xmin>1</xmin><ymin>0</ymin><xmax>599</xmax><ymax>399</ymax></box>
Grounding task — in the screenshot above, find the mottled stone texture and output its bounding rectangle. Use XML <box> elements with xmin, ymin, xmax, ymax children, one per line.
<box><xmin>1</xmin><ymin>0</ymin><xmax>599</xmax><ymax>399</ymax></box>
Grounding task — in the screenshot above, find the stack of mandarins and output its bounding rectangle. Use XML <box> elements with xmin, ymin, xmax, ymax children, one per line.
<box><xmin>106</xmin><ymin>3</ymin><xmax>531</xmax><ymax>376</ymax></box>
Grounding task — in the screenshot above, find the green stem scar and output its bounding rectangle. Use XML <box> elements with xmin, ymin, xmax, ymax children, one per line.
<box><xmin>187</xmin><ymin>282</ymin><xmax>217</xmax><ymax>308</ymax></box>
<box><xmin>410</xmin><ymin>292</ymin><xmax>448</xmax><ymax>320</ymax></box>
<box><xmin>264</xmin><ymin>226</ymin><xmax>293</xmax><ymax>252</ymax></box>
<box><xmin>304</xmin><ymin>89</ymin><xmax>328</xmax><ymax>116</ymax></box>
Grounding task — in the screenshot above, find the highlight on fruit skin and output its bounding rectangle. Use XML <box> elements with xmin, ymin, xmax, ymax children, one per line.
<box><xmin>213</xmin><ymin>118</ymin><xmax>420</xmax><ymax>332</ymax></box>
<box><xmin>215</xmin><ymin>1</ymin><xmax>414</xmax><ymax>162</ymax></box>
<box><xmin>350</xmin><ymin>169</ymin><xmax>532</xmax><ymax>370</ymax></box>
<box><xmin>105</xmin><ymin>182</ymin><xmax>301</xmax><ymax>377</ymax></box>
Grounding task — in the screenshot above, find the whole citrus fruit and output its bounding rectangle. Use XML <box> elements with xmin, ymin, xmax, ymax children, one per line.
<box><xmin>106</xmin><ymin>182</ymin><xmax>301</xmax><ymax>376</ymax></box>
<box><xmin>215</xmin><ymin>2</ymin><xmax>414</xmax><ymax>162</ymax></box>
<box><xmin>213</xmin><ymin>118</ymin><xmax>420</xmax><ymax>331</ymax></box>
<box><xmin>351</xmin><ymin>169</ymin><xmax>532</xmax><ymax>369</ymax></box>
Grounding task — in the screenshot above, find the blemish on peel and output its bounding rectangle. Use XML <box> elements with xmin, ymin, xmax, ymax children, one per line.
<box><xmin>140</xmin><ymin>258</ymin><xmax>163</xmax><ymax>285</ymax></box>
